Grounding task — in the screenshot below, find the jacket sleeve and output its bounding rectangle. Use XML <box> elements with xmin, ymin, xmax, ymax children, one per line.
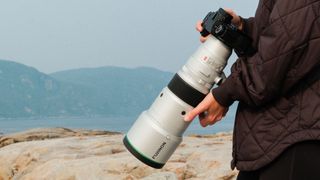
<box><xmin>211</xmin><ymin>2</ymin><xmax>320</xmax><ymax>107</ymax></box>
<box><xmin>242</xmin><ymin>17</ymin><xmax>259</xmax><ymax>49</ymax></box>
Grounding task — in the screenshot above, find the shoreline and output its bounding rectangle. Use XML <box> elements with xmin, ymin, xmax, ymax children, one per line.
<box><xmin>0</xmin><ymin>116</ymin><xmax>235</xmax><ymax>136</ymax></box>
<box><xmin>0</xmin><ymin>127</ymin><xmax>121</xmax><ymax>148</ymax></box>
<box><xmin>0</xmin><ymin>127</ymin><xmax>233</xmax><ymax>148</ymax></box>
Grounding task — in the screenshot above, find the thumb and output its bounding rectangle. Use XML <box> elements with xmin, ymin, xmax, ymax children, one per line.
<box><xmin>184</xmin><ymin>105</ymin><xmax>204</xmax><ymax>122</ymax></box>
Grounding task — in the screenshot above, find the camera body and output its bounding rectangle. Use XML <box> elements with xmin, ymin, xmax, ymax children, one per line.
<box><xmin>202</xmin><ymin>8</ymin><xmax>254</xmax><ymax>57</ymax></box>
<box><xmin>123</xmin><ymin>8</ymin><xmax>253</xmax><ymax>169</ymax></box>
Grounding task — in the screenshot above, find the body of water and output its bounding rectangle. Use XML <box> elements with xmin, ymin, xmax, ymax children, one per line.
<box><xmin>0</xmin><ymin>115</ymin><xmax>235</xmax><ymax>135</ymax></box>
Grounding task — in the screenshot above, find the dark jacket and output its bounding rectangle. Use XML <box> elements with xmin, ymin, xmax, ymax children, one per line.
<box><xmin>212</xmin><ymin>0</ymin><xmax>320</xmax><ymax>171</ymax></box>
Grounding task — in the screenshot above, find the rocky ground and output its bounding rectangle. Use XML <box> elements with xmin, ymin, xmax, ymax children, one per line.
<box><xmin>0</xmin><ymin>128</ymin><xmax>237</xmax><ymax>180</ymax></box>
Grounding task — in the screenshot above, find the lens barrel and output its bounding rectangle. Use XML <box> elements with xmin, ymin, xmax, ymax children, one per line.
<box><xmin>123</xmin><ymin>35</ymin><xmax>231</xmax><ymax>168</ymax></box>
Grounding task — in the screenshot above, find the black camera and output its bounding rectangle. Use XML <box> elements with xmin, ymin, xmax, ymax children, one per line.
<box><xmin>201</xmin><ymin>8</ymin><xmax>255</xmax><ymax>56</ymax></box>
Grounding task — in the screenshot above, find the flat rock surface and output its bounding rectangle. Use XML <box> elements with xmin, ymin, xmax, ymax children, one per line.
<box><xmin>0</xmin><ymin>128</ymin><xmax>237</xmax><ymax>180</ymax></box>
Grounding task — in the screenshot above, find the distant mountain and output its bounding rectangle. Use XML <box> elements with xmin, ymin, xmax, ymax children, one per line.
<box><xmin>51</xmin><ymin>66</ymin><xmax>173</xmax><ymax>116</ymax></box>
<box><xmin>0</xmin><ymin>60</ymin><xmax>173</xmax><ymax>118</ymax></box>
<box><xmin>0</xmin><ymin>60</ymin><xmax>59</xmax><ymax>117</ymax></box>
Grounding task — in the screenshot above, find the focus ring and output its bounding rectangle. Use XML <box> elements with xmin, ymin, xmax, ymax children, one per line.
<box><xmin>168</xmin><ymin>74</ymin><xmax>206</xmax><ymax>107</ymax></box>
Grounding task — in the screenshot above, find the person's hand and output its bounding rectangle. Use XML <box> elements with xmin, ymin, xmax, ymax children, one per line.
<box><xmin>196</xmin><ymin>8</ymin><xmax>243</xmax><ymax>43</ymax></box>
<box><xmin>184</xmin><ymin>93</ymin><xmax>228</xmax><ymax>127</ymax></box>
<box><xmin>196</xmin><ymin>20</ymin><xmax>208</xmax><ymax>43</ymax></box>
<box><xmin>224</xmin><ymin>8</ymin><xmax>243</xmax><ymax>30</ymax></box>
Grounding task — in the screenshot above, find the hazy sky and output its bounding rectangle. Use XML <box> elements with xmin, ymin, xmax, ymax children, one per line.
<box><xmin>0</xmin><ymin>0</ymin><xmax>259</xmax><ymax>73</ymax></box>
